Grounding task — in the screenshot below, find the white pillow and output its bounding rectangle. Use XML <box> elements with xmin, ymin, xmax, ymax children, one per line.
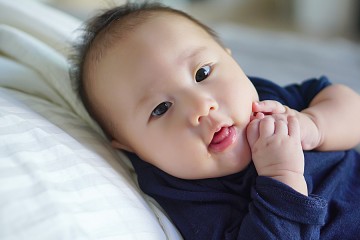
<box><xmin>0</xmin><ymin>87</ymin><xmax>180</xmax><ymax>239</ymax></box>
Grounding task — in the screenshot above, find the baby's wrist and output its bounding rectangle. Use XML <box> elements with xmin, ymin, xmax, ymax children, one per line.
<box><xmin>272</xmin><ymin>173</ymin><xmax>308</xmax><ymax>196</ymax></box>
<box><xmin>299</xmin><ymin>110</ymin><xmax>323</xmax><ymax>150</ymax></box>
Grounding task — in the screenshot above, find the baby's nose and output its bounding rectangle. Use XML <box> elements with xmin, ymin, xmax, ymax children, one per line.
<box><xmin>184</xmin><ymin>90</ymin><xmax>218</xmax><ymax>126</ymax></box>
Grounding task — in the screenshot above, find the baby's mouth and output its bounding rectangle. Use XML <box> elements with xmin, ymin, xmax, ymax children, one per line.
<box><xmin>209</xmin><ymin>126</ymin><xmax>238</xmax><ymax>152</ymax></box>
<box><xmin>211</xmin><ymin>127</ymin><xmax>231</xmax><ymax>144</ymax></box>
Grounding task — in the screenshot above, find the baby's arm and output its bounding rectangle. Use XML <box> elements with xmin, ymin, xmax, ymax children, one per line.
<box><xmin>253</xmin><ymin>84</ymin><xmax>360</xmax><ymax>151</ymax></box>
<box><xmin>301</xmin><ymin>84</ymin><xmax>360</xmax><ymax>151</ymax></box>
<box><xmin>247</xmin><ymin>114</ymin><xmax>307</xmax><ymax>195</ymax></box>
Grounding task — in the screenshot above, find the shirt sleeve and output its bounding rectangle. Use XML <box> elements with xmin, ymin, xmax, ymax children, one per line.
<box><xmin>237</xmin><ymin>176</ymin><xmax>327</xmax><ymax>240</ymax></box>
<box><xmin>250</xmin><ymin>76</ymin><xmax>332</xmax><ymax>111</ymax></box>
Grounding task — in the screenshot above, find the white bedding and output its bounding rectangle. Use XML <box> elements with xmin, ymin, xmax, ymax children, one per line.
<box><xmin>0</xmin><ymin>0</ymin><xmax>359</xmax><ymax>239</ymax></box>
<box><xmin>0</xmin><ymin>0</ymin><xmax>180</xmax><ymax>239</ymax></box>
<box><xmin>0</xmin><ymin>88</ymin><xmax>165</xmax><ymax>239</ymax></box>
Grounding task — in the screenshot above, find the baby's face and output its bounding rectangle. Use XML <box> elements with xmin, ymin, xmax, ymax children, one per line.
<box><xmin>92</xmin><ymin>13</ymin><xmax>259</xmax><ymax>179</ymax></box>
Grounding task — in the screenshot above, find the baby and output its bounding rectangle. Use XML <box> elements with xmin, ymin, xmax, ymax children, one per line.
<box><xmin>70</xmin><ymin>2</ymin><xmax>360</xmax><ymax>239</ymax></box>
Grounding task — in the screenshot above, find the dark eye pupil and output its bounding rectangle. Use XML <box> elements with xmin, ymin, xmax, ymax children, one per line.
<box><xmin>195</xmin><ymin>66</ymin><xmax>210</xmax><ymax>82</ymax></box>
<box><xmin>152</xmin><ymin>102</ymin><xmax>172</xmax><ymax>116</ymax></box>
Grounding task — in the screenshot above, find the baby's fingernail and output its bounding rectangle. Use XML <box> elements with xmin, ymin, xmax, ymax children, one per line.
<box><xmin>252</xmin><ymin>112</ymin><xmax>264</xmax><ymax>119</ymax></box>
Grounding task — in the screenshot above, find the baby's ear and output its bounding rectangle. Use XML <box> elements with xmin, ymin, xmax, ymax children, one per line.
<box><xmin>111</xmin><ymin>139</ymin><xmax>134</xmax><ymax>152</ymax></box>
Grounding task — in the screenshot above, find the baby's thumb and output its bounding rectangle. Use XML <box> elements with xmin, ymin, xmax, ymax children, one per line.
<box><xmin>253</xmin><ymin>100</ymin><xmax>286</xmax><ymax>114</ymax></box>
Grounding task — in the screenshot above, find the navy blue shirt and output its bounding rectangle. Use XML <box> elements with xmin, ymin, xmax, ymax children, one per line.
<box><xmin>128</xmin><ymin>77</ymin><xmax>360</xmax><ymax>240</ymax></box>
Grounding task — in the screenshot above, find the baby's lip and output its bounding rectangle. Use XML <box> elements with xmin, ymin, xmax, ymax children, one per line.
<box><xmin>208</xmin><ymin>125</ymin><xmax>238</xmax><ymax>152</ymax></box>
<box><xmin>211</xmin><ymin>127</ymin><xmax>230</xmax><ymax>144</ymax></box>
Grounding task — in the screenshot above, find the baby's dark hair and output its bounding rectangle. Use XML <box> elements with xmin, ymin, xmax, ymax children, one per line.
<box><xmin>70</xmin><ymin>2</ymin><xmax>223</xmax><ymax>139</ymax></box>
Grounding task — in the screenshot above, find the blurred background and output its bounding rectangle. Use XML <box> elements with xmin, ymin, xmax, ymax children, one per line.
<box><xmin>35</xmin><ymin>0</ymin><xmax>360</xmax><ymax>42</ymax></box>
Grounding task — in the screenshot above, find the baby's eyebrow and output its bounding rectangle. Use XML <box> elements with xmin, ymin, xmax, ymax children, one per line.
<box><xmin>177</xmin><ymin>46</ymin><xmax>207</xmax><ymax>65</ymax></box>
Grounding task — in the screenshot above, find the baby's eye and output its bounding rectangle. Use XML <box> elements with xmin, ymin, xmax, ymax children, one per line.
<box><xmin>151</xmin><ymin>101</ymin><xmax>172</xmax><ymax>117</ymax></box>
<box><xmin>195</xmin><ymin>65</ymin><xmax>211</xmax><ymax>82</ymax></box>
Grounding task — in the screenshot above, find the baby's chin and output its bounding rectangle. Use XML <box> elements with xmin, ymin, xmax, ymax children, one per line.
<box><xmin>219</xmin><ymin>142</ymin><xmax>252</xmax><ymax>176</ymax></box>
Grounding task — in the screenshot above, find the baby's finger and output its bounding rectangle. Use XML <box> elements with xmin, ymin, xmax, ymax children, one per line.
<box><xmin>253</xmin><ymin>100</ymin><xmax>286</xmax><ymax>114</ymax></box>
<box><xmin>247</xmin><ymin>119</ymin><xmax>260</xmax><ymax>147</ymax></box>
<box><xmin>288</xmin><ymin>116</ymin><xmax>300</xmax><ymax>138</ymax></box>
<box><xmin>259</xmin><ymin>116</ymin><xmax>275</xmax><ymax>137</ymax></box>
<box><xmin>250</xmin><ymin>112</ymin><xmax>265</xmax><ymax>121</ymax></box>
<box><xmin>274</xmin><ymin>119</ymin><xmax>288</xmax><ymax>135</ymax></box>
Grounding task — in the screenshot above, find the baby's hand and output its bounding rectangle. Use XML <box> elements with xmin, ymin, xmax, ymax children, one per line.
<box><xmin>247</xmin><ymin>114</ymin><xmax>308</xmax><ymax>195</ymax></box>
<box><xmin>252</xmin><ymin>101</ymin><xmax>321</xmax><ymax>150</ymax></box>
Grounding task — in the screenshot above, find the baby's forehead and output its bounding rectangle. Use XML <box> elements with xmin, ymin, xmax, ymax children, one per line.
<box><xmin>90</xmin><ymin>11</ymin><xmax>208</xmax><ymax>76</ymax></box>
<box><xmin>87</xmin><ymin>9</ymin><xmax>217</xmax><ymax>97</ymax></box>
<box><xmin>89</xmin><ymin>11</ymin><xmax>189</xmax><ymax>70</ymax></box>
<box><xmin>104</xmin><ymin>10</ymin><xmax>183</xmax><ymax>36</ymax></box>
